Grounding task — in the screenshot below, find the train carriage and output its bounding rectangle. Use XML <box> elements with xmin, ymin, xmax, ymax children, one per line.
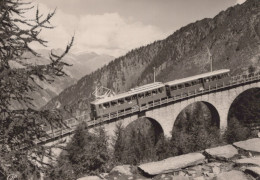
<box><xmin>90</xmin><ymin>69</ymin><xmax>230</xmax><ymax>120</ymax></box>
<box><xmin>91</xmin><ymin>92</ymin><xmax>138</xmax><ymax>119</ymax></box>
<box><xmin>134</xmin><ymin>82</ymin><xmax>167</xmax><ymax>110</ymax></box>
<box><xmin>90</xmin><ymin>82</ymin><xmax>167</xmax><ymax>119</ymax></box>
<box><xmin>165</xmin><ymin>69</ymin><xmax>230</xmax><ymax>98</ymax></box>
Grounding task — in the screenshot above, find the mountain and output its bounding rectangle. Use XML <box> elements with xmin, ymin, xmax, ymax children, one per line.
<box><xmin>44</xmin><ymin>0</ymin><xmax>260</xmax><ymax>113</ymax></box>
<box><xmin>11</xmin><ymin>50</ymin><xmax>114</xmax><ymax>109</ymax></box>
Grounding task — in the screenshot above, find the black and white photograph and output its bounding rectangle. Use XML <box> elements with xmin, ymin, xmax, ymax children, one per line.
<box><xmin>0</xmin><ymin>0</ymin><xmax>260</xmax><ymax>179</ymax></box>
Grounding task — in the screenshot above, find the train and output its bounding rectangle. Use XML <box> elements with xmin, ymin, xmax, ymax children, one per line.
<box><xmin>90</xmin><ymin>69</ymin><xmax>231</xmax><ymax>120</ymax></box>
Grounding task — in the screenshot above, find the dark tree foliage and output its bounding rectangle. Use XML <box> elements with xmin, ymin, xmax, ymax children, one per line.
<box><xmin>0</xmin><ymin>0</ymin><xmax>73</xmax><ymax>178</ymax></box>
<box><xmin>113</xmin><ymin>121</ymin><xmax>160</xmax><ymax>165</ymax></box>
<box><xmin>224</xmin><ymin>117</ymin><xmax>251</xmax><ymax>144</ymax></box>
<box><xmin>171</xmin><ymin>102</ymin><xmax>221</xmax><ymax>155</ymax></box>
<box><xmin>48</xmin><ymin>123</ymin><xmax>110</xmax><ymax>180</ymax></box>
<box><xmin>113</xmin><ymin>123</ymin><xmax>125</xmax><ymax>163</ymax></box>
<box><xmin>225</xmin><ymin>88</ymin><xmax>260</xmax><ymax>143</ymax></box>
<box><xmin>229</xmin><ymin>88</ymin><xmax>260</xmax><ymax>125</ymax></box>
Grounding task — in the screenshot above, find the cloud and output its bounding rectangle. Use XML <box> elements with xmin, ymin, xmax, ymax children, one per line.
<box><xmin>27</xmin><ymin>3</ymin><xmax>169</xmax><ymax>57</ymax></box>
<box><xmin>236</xmin><ymin>0</ymin><xmax>246</xmax><ymax>4</ymax></box>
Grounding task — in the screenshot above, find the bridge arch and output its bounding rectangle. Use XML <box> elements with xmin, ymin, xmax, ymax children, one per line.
<box><xmin>123</xmin><ymin>116</ymin><xmax>164</xmax><ymax>143</ymax></box>
<box><xmin>227</xmin><ymin>87</ymin><xmax>260</xmax><ymax>127</ymax></box>
<box><xmin>173</xmin><ymin>101</ymin><xmax>220</xmax><ymax>130</ymax></box>
<box><xmin>102</xmin><ymin>80</ymin><xmax>260</xmax><ymax>140</ymax></box>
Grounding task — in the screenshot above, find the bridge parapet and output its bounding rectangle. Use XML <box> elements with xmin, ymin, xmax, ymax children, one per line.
<box><xmin>41</xmin><ymin>72</ymin><xmax>260</xmax><ymax>143</ymax></box>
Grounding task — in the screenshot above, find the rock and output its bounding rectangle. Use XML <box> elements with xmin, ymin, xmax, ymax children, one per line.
<box><xmin>212</xmin><ymin>166</ymin><xmax>221</xmax><ymax>175</ymax></box>
<box><xmin>244</xmin><ymin>166</ymin><xmax>260</xmax><ymax>178</ymax></box>
<box><xmin>169</xmin><ymin>175</ymin><xmax>189</xmax><ymax>180</ymax></box>
<box><xmin>205</xmin><ymin>145</ymin><xmax>238</xmax><ymax>160</ymax></box>
<box><xmin>77</xmin><ymin>176</ymin><xmax>101</xmax><ymax>180</ymax></box>
<box><xmin>203</xmin><ymin>172</ymin><xmax>215</xmax><ymax>178</ymax></box>
<box><xmin>233</xmin><ymin>138</ymin><xmax>260</xmax><ymax>153</ymax></box>
<box><xmin>194</xmin><ymin>176</ymin><xmax>205</xmax><ymax>180</ymax></box>
<box><xmin>206</xmin><ymin>162</ymin><xmax>222</xmax><ymax>167</ymax></box>
<box><xmin>138</xmin><ymin>153</ymin><xmax>205</xmax><ymax>175</ymax></box>
<box><xmin>178</xmin><ymin>171</ymin><xmax>188</xmax><ymax>176</ymax></box>
<box><xmin>99</xmin><ymin>173</ymin><xmax>108</xmax><ymax>179</ymax></box>
<box><xmin>216</xmin><ymin>170</ymin><xmax>249</xmax><ymax>180</ymax></box>
<box><xmin>234</xmin><ymin>156</ymin><xmax>260</xmax><ymax>166</ymax></box>
<box><xmin>110</xmin><ymin>165</ymin><xmax>132</xmax><ymax>176</ymax></box>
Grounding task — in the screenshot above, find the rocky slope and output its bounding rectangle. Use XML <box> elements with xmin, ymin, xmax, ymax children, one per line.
<box><xmin>44</xmin><ymin>0</ymin><xmax>260</xmax><ymax>112</ymax></box>
<box><xmin>78</xmin><ymin>138</ymin><xmax>260</xmax><ymax>180</ymax></box>
<box><xmin>11</xmin><ymin>50</ymin><xmax>114</xmax><ymax>109</ymax></box>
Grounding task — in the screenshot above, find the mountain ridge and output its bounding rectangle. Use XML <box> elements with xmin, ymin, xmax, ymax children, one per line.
<box><xmin>44</xmin><ymin>0</ymin><xmax>260</xmax><ymax>114</ymax></box>
<box><xmin>11</xmin><ymin>50</ymin><xmax>114</xmax><ymax>109</ymax></box>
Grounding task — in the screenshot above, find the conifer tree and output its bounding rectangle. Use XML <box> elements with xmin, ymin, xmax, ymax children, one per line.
<box><xmin>49</xmin><ymin>123</ymin><xmax>110</xmax><ymax>179</ymax></box>
<box><xmin>0</xmin><ymin>0</ymin><xmax>73</xmax><ymax>178</ymax></box>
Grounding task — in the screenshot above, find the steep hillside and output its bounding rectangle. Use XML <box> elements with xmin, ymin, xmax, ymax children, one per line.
<box><xmin>44</xmin><ymin>0</ymin><xmax>260</xmax><ymax>113</ymax></box>
<box><xmin>11</xmin><ymin>50</ymin><xmax>114</xmax><ymax>109</ymax></box>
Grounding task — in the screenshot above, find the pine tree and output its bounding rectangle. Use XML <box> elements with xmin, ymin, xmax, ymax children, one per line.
<box><xmin>0</xmin><ymin>0</ymin><xmax>73</xmax><ymax>178</ymax></box>
<box><xmin>49</xmin><ymin>124</ymin><xmax>110</xmax><ymax>179</ymax></box>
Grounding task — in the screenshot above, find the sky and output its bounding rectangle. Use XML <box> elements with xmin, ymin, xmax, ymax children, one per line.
<box><xmin>29</xmin><ymin>0</ymin><xmax>247</xmax><ymax>57</ymax></box>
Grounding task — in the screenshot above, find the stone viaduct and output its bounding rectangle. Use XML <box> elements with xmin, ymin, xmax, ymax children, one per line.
<box><xmin>101</xmin><ymin>79</ymin><xmax>260</xmax><ymax>138</ymax></box>
<box><xmin>44</xmin><ymin>74</ymin><xmax>260</xmax><ymax>158</ymax></box>
<box><xmin>44</xmin><ymin>74</ymin><xmax>260</xmax><ymax>147</ymax></box>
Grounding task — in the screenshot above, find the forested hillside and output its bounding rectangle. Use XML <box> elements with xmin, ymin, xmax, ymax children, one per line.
<box><xmin>10</xmin><ymin>50</ymin><xmax>113</xmax><ymax>109</ymax></box>
<box><xmin>44</xmin><ymin>0</ymin><xmax>260</xmax><ymax>113</ymax></box>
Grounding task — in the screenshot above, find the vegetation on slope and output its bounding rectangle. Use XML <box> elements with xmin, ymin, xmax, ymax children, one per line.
<box><xmin>45</xmin><ymin>0</ymin><xmax>260</xmax><ymax>115</ymax></box>
<box><xmin>0</xmin><ymin>0</ymin><xmax>74</xmax><ymax>178</ymax></box>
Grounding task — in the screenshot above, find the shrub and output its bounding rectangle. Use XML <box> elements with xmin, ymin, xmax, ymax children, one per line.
<box><xmin>224</xmin><ymin>117</ymin><xmax>252</xmax><ymax>144</ymax></box>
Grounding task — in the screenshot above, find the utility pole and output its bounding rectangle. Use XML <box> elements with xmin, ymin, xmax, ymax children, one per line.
<box><xmin>207</xmin><ymin>46</ymin><xmax>213</xmax><ymax>72</ymax></box>
<box><xmin>153</xmin><ymin>67</ymin><xmax>156</xmax><ymax>83</ymax></box>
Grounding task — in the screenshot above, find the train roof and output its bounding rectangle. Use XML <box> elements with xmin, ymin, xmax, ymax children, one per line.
<box><xmin>91</xmin><ymin>82</ymin><xmax>164</xmax><ymax>105</ymax></box>
<box><xmin>165</xmin><ymin>69</ymin><xmax>230</xmax><ymax>86</ymax></box>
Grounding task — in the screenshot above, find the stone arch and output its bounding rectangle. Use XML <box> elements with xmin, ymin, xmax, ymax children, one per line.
<box><xmin>227</xmin><ymin>87</ymin><xmax>260</xmax><ymax>126</ymax></box>
<box><xmin>123</xmin><ymin>116</ymin><xmax>164</xmax><ymax>143</ymax></box>
<box><xmin>173</xmin><ymin>101</ymin><xmax>221</xmax><ymax>131</ymax></box>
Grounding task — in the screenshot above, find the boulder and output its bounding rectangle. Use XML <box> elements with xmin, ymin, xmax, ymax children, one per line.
<box><xmin>77</xmin><ymin>176</ymin><xmax>101</xmax><ymax>180</ymax></box>
<box><xmin>244</xmin><ymin>166</ymin><xmax>260</xmax><ymax>178</ymax></box>
<box><xmin>233</xmin><ymin>138</ymin><xmax>260</xmax><ymax>153</ymax></box>
<box><xmin>205</xmin><ymin>145</ymin><xmax>238</xmax><ymax>160</ymax></box>
<box><xmin>168</xmin><ymin>175</ymin><xmax>189</xmax><ymax>180</ymax></box>
<box><xmin>194</xmin><ymin>176</ymin><xmax>205</xmax><ymax>180</ymax></box>
<box><xmin>110</xmin><ymin>165</ymin><xmax>132</xmax><ymax>176</ymax></box>
<box><xmin>234</xmin><ymin>156</ymin><xmax>260</xmax><ymax>166</ymax></box>
<box><xmin>138</xmin><ymin>153</ymin><xmax>205</xmax><ymax>175</ymax></box>
<box><xmin>216</xmin><ymin>170</ymin><xmax>249</xmax><ymax>180</ymax></box>
<box><xmin>212</xmin><ymin>166</ymin><xmax>221</xmax><ymax>175</ymax></box>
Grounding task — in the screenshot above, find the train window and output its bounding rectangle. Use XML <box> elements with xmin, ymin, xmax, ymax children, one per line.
<box><xmin>152</xmin><ymin>89</ymin><xmax>157</xmax><ymax>95</ymax></box>
<box><xmin>139</xmin><ymin>93</ymin><xmax>144</xmax><ymax>98</ymax></box>
<box><xmin>171</xmin><ymin>86</ymin><xmax>177</xmax><ymax>91</ymax></box>
<box><xmin>118</xmin><ymin>99</ymin><xmax>124</xmax><ymax>104</ymax></box>
<box><xmin>185</xmin><ymin>83</ymin><xmax>191</xmax><ymax>87</ymax></box>
<box><xmin>103</xmin><ymin>103</ymin><xmax>110</xmax><ymax>108</ymax></box>
<box><xmin>145</xmin><ymin>91</ymin><xmax>151</xmax><ymax>97</ymax></box>
<box><xmin>132</xmin><ymin>95</ymin><xmax>137</xmax><ymax>100</ymax></box>
<box><xmin>178</xmin><ymin>84</ymin><xmax>183</xmax><ymax>89</ymax></box>
<box><xmin>211</xmin><ymin>76</ymin><xmax>216</xmax><ymax>81</ymax></box>
<box><xmin>111</xmin><ymin>101</ymin><xmax>118</xmax><ymax>106</ymax></box>
<box><xmin>99</xmin><ymin>104</ymin><xmax>102</xmax><ymax>109</ymax></box>
<box><xmin>126</xmin><ymin>97</ymin><xmax>131</xmax><ymax>102</ymax></box>
<box><xmin>204</xmin><ymin>78</ymin><xmax>210</xmax><ymax>82</ymax></box>
<box><xmin>158</xmin><ymin>87</ymin><xmax>164</xmax><ymax>93</ymax></box>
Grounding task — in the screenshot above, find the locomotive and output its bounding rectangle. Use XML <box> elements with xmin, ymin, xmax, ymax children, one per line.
<box><xmin>90</xmin><ymin>69</ymin><xmax>230</xmax><ymax>120</ymax></box>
